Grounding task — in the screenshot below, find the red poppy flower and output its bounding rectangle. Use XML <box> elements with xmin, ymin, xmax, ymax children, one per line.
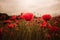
<box><xmin>0</xmin><ymin>28</ymin><xmax>3</xmax><ymax>39</ymax></box>
<box><xmin>4</xmin><ymin>20</ymin><xmax>11</xmax><ymax>24</ymax></box>
<box><xmin>14</xmin><ymin>20</ymin><xmax>19</xmax><ymax>24</ymax></box>
<box><xmin>41</xmin><ymin>21</ymin><xmax>47</xmax><ymax>28</ymax></box>
<box><xmin>8</xmin><ymin>24</ymin><xmax>14</xmax><ymax>29</ymax></box>
<box><xmin>49</xmin><ymin>26</ymin><xmax>60</xmax><ymax>32</ymax></box>
<box><xmin>54</xmin><ymin>26</ymin><xmax>60</xmax><ymax>31</ymax></box>
<box><xmin>0</xmin><ymin>28</ymin><xmax>3</xmax><ymax>33</ymax></box>
<box><xmin>48</xmin><ymin>23</ymin><xmax>52</xmax><ymax>28</ymax></box>
<box><xmin>10</xmin><ymin>15</ymin><xmax>17</xmax><ymax>20</ymax></box>
<box><xmin>22</xmin><ymin>13</ymin><xmax>34</xmax><ymax>21</ymax></box>
<box><xmin>17</xmin><ymin>15</ymin><xmax>23</xmax><ymax>19</ymax></box>
<box><xmin>42</xmin><ymin>14</ymin><xmax>52</xmax><ymax>21</ymax></box>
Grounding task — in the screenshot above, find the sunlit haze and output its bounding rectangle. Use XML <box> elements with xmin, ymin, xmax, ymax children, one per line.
<box><xmin>0</xmin><ymin>0</ymin><xmax>60</xmax><ymax>17</ymax></box>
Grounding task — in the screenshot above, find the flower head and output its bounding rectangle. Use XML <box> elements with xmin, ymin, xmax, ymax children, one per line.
<box><xmin>4</xmin><ymin>20</ymin><xmax>11</xmax><ymax>24</ymax></box>
<box><xmin>22</xmin><ymin>13</ymin><xmax>34</xmax><ymax>21</ymax></box>
<box><xmin>14</xmin><ymin>20</ymin><xmax>19</xmax><ymax>24</ymax></box>
<box><xmin>41</xmin><ymin>21</ymin><xmax>47</xmax><ymax>28</ymax></box>
<box><xmin>10</xmin><ymin>15</ymin><xmax>17</xmax><ymax>20</ymax></box>
<box><xmin>49</xmin><ymin>26</ymin><xmax>60</xmax><ymax>32</ymax></box>
<box><xmin>0</xmin><ymin>28</ymin><xmax>3</xmax><ymax>33</ymax></box>
<box><xmin>42</xmin><ymin>14</ymin><xmax>52</xmax><ymax>21</ymax></box>
<box><xmin>0</xmin><ymin>27</ymin><xmax>3</xmax><ymax>38</ymax></box>
<box><xmin>17</xmin><ymin>15</ymin><xmax>23</xmax><ymax>19</ymax></box>
<box><xmin>7</xmin><ymin>24</ymin><xmax>14</xmax><ymax>29</ymax></box>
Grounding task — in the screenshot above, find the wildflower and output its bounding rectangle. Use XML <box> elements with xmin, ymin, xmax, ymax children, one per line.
<box><xmin>17</xmin><ymin>15</ymin><xmax>23</xmax><ymax>19</ymax></box>
<box><xmin>49</xmin><ymin>26</ymin><xmax>60</xmax><ymax>32</ymax></box>
<box><xmin>0</xmin><ymin>27</ymin><xmax>3</xmax><ymax>39</ymax></box>
<box><xmin>4</xmin><ymin>20</ymin><xmax>11</xmax><ymax>24</ymax></box>
<box><xmin>0</xmin><ymin>28</ymin><xmax>3</xmax><ymax>33</ymax></box>
<box><xmin>22</xmin><ymin>13</ymin><xmax>34</xmax><ymax>21</ymax></box>
<box><xmin>41</xmin><ymin>21</ymin><xmax>47</xmax><ymax>28</ymax></box>
<box><xmin>13</xmin><ymin>23</ymin><xmax>18</xmax><ymax>27</ymax></box>
<box><xmin>10</xmin><ymin>15</ymin><xmax>17</xmax><ymax>20</ymax></box>
<box><xmin>14</xmin><ymin>20</ymin><xmax>19</xmax><ymax>24</ymax></box>
<box><xmin>7</xmin><ymin>24</ymin><xmax>14</xmax><ymax>29</ymax></box>
<box><xmin>42</xmin><ymin>14</ymin><xmax>51</xmax><ymax>21</ymax></box>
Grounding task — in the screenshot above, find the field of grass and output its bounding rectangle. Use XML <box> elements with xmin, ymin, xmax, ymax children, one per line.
<box><xmin>0</xmin><ymin>13</ymin><xmax>60</xmax><ymax>40</ymax></box>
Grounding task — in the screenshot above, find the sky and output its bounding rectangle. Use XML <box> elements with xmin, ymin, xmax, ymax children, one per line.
<box><xmin>0</xmin><ymin>0</ymin><xmax>60</xmax><ymax>17</ymax></box>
